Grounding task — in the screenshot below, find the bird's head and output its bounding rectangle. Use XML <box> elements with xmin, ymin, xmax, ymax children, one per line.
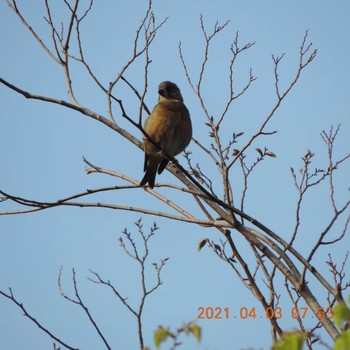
<box><xmin>158</xmin><ymin>81</ymin><xmax>183</xmax><ymax>102</ymax></box>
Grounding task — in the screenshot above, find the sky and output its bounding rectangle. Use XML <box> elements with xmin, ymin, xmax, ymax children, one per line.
<box><xmin>1</xmin><ymin>0</ymin><xmax>350</xmax><ymax>349</ymax></box>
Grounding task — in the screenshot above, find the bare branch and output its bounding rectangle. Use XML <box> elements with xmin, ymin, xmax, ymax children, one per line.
<box><xmin>109</xmin><ymin>0</ymin><xmax>168</xmax><ymax>93</ymax></box>
<box><xmin>0</xmin><ymin>77</ymin><xmax>142</xmax><ymax>149</ymax></box>
<box><xmin>227</xmin><ymin>31</ymin><xmax>317</xmax><ymax>170</ymax></box>
<box><xmin>43</xmin><ymin>0</ymin><xmax>64</xmax><ymax>62</ymax></box>
<box><xmin>89</xmin><ymin>220</ymin><xmax>167</xmax><ymax>349</ymax></box>
<box><xmin>6</xmin><ymin>0</ymin><xmax>61</xmax><ymax>63</ymax></box>
<box><xmin>217</xmin><ymin>32</ymin><xmax>256</xmax><ymax>127</ymax></box>
<box><xmin>0</xmin><ymin>288</ymin><xmax>78</xmax><ymax>350</ymax></box>
<box><xmin>62</xmin><ymin>0</ymin><xmax>80</xmax><ymax>52</ymax></box>
<box><xmin>58</xmin><ymin>268</ymin><xmax>112</xmax><ymax>349</ymax></box>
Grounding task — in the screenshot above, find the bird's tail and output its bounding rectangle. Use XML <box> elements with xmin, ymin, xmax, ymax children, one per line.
<box><xmin>157</xmin><ymin>159</ymin><xmax>169</xmax><ymax>175</ymax></box>
<box><xmin>140</xmin><ymin>157</ymin><xmax>159</xmax><ymax>188</ymax></box>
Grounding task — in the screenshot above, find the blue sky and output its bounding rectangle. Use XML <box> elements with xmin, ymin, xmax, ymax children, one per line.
<box><xmin>1</xmin><ymin>0</ymin><xmax>350</xmax><ymax>349</ymax></box>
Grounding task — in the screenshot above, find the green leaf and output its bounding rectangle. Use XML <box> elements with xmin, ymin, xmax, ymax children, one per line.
<box><xmin>334</xmin><ymin>329</ymin><xmax>350</xmax><ymax>350</ymax></box>
<box><xmin>273</xmin><ymin>332</ymin><xmax>306</xmax><ymax>350</ymax></box>
<box><xmin>198</xmin><ymin>239</ymin><xmax>208</xmax><ymax>252</ymax></box>
<box><xmin>188</xmin><ymin>323</ymin><xmax>201</xmax><ymax>343</ymax></box>
<box><xmin>334</xmin><ymin>302</ymin><xmax>350</xmax><ymax>329</ymax></box>
<box><xmin>154</xmin><ymin>326</ymin><xmax>172</xmax><ymax>349</ymax></box>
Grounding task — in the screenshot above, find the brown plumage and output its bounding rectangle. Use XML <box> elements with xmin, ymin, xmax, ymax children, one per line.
<box><xmin>140</xmin><ymin>81</ymin><xmax>192</xmax><ymax>188</ymax></box>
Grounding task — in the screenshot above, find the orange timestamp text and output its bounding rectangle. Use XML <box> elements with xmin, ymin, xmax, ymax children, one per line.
<box><xmin>197</xmin><ymin>306</ymin><xmax>334</xmax><ymax>320</ymax></box>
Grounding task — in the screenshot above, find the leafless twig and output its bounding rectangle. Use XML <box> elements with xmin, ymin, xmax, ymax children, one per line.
<box><xmin>0</xmin><ymin>288</ymin><xmax>79</xmax><ymax>350</ymax></box>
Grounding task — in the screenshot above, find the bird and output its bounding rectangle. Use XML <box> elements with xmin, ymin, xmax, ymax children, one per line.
<box><xmin>140</xmin><ymin>81</ymin><xmax>192</xmax><ymax>188</ymax></box>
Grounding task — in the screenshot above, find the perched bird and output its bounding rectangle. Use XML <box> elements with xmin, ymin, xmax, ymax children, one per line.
<box><xmin>140</xmin><ymin>81</ymin><xmax>192</xmax><ymax>188</ymax></box>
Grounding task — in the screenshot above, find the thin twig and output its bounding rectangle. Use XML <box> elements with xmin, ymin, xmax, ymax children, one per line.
<box><xmin>0</xmin><ymin>288</ymin><xmax>79</xmax><ymax>350</ymax></box>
